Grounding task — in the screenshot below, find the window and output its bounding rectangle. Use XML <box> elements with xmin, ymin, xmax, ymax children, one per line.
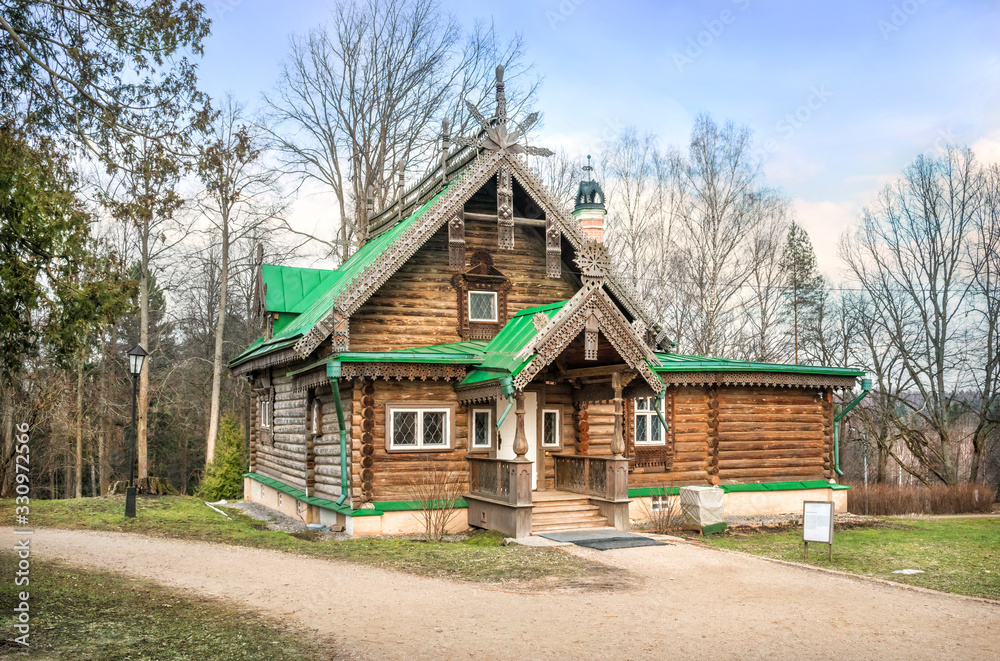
<box><xmin>468</xmin><ymin>291</ymin><xmax>498</xmax><ymax>322</ymax></box>
<box><xmin>471</xmin><ymin>409</ymin><xmax>492</xmax><ymax>450</ymax></box>
<box><xmin>651</xmin><ymin>495</ymin><xmax>674</xmax><ymax>512</ymax></box>
<box><xmin>542</xmin><ymin>409</ymin><xmax>561</xmax><ymax>447</ymax></box>
<box><xmin>277</xmin><ymin>493</ymin><xmax>283</xmax><ymax>506</ymax></box>
<box><xmin>260</xmin><ymin>397</ymin><xmax>272</xmax><ymax>429</ymax></box>
<box><xmin>310</xmin><ymin>398</ymin><xmax>322</xmax><ymax>437</ymax></box>
<box><xmin>260</xmin><ymin>483</ymin><xmax>265</xmax><ymax>498</ymax></box>
<box><xmin>388</xmin><ymin>407</ymin><xmax>451</xmax><ymax>450</ymax></box>
<box><xmin>634</xmin><ymin>397</ymin><xmax>665</xmax><ymax>446</ymax></box>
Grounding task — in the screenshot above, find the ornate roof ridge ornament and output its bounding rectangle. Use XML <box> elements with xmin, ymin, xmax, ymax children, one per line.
<box><xmin>454</xmin><ymin>65</ymin><xmax>555</xmax><ymax>158</ymax></box>
<box><xmin>574</xmin><ymin>240</ymin><xmax>611</xmax><ymax>290</ymax></box>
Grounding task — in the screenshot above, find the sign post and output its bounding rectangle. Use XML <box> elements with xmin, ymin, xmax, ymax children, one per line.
<box><xmin>803</xmin><ymin>500</ymin><xmax>835</xmax><ymax>560</ymax></box>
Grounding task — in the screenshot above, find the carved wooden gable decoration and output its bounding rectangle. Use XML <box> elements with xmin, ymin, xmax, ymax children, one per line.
<box><xmin>452</xmin><ymin>249</ymin><xmax>512</xmax><ymax>341</ymax></box>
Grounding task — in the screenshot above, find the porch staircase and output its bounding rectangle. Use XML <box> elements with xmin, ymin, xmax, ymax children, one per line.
<box><xmin>530</xmin><ymin>490</ymin><xmax>611</xmax><ymax>534</ymax></box>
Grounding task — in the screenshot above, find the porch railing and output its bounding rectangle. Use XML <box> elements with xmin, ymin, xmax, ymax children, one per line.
<box><xmin>468</xmin><ymin>457</ymin><xmax>532</xmax><ymax>506</ymax></box>
<box><xmin>554</xmin><ymin>454</ymin><xmax>629</xmax><ymax>502</ymax></box>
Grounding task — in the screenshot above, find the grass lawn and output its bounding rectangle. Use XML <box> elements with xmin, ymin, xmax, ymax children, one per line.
<box><xmin>704</xmin><ymin>517</ymin><xmax>1000</xmax><ymax>600</ymax></box>
<box><xmin>0</xmin><ymin>495</ymin><xmax>602</xmax><ymax>584</ymax></box>
<box><xmin>0</xmin><ymin>554</ymin><xmax>337</xmax><ymax>660</ymax></box>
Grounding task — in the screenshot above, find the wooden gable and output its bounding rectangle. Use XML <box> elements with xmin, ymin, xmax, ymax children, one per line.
<box><xmin>348</xmin><ymin>211</ymin><xmax>580</xmax><ymax>352</ymax></box>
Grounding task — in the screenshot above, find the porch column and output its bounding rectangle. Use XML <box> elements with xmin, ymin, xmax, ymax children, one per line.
<box><xmin>611</xmin><ymin>372</ymin><xmax>625</xmax><ymax>459</ymax></box>
<box><xmin>513</xmin><ymin>391</ymin><xmax>529</xmax><ymax>459</ymax></box>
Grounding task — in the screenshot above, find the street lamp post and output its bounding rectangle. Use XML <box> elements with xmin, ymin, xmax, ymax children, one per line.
<box><xmin>125</xmin><ymin>344</ymin><xmax>148</xmax><ymax>518</ymax></box>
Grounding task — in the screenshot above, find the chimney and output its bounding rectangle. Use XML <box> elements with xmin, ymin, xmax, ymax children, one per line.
<box><xmin>573</xmin><ymin>155</ymin><xmax>607</xmax><ymax>242</ymax></box>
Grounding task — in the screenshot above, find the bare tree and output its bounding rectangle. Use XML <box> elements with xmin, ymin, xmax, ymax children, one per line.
<box><xmin>196</xmin><ymin>96</ymin><xmax>284</xmax><ymax>464</ymax></box>
<box><xmin>263</xmin><ymin>0</ymin><xmax>537</xmax><ymax>262</ymax></box>
<box><xmin>841</xmin><ymin>148</ymin><xmax>985</xmax><ymax>484</ymax></box>
<box><xmin>672</xmin><ymin>115</ymin><xmax>787</xmax><ymax>356</ymax></box>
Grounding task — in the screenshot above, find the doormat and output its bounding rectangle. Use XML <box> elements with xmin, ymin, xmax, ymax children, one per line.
<box><xmin>538</xmin><ymin>530</ymin><xmax>668</xmax><ymax>551</ymax></box>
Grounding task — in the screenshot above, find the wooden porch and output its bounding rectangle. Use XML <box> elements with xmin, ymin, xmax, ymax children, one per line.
<box><xmin>465</xmin><ymin>453</ymin><xmax>630</xmax><ymax>538</ymax></box>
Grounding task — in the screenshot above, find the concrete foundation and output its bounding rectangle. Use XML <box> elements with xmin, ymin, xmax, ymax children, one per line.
<box><xmin>628</xmin><ymin>487</ymin><xmax>848</xmax><ymax>523</ymax></box>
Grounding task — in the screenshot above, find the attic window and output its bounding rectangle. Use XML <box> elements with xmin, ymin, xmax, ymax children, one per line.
<box><xmin>468</xmin><ymin>292</ymin><xmax>498</xmax><ymax>322</ymax></box>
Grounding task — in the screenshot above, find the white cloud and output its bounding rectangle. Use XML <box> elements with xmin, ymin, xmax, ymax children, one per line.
<box><xmin>972</xmin><ymin>129</ymin><xmax>1000</xmax><ymax>165</ymax></box>
<box><xmin>791</xmin><ymin>198</ymin><xmax>862</xmax><ymax>279</ymax></box>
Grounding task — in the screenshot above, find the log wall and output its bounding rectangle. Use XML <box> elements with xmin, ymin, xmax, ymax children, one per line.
<box><xmin>588</xmin><ymin>385</ymin><xmax>832</xmax><ymax>487</ymax></box>
<box><xmin>253</xmin><ymin>373</ymin><xmax>308</xmax><ymax>491</ymax></box>
<box><xmin>355</xmin><ymin>379</ymin><xmax>469</xmax><ymax>505</ymax></box>
<box><xmin>313</xmin><ymin>381</ymin><xmax>353</xmax><ymax>501</ymax></box>
<box><xmin>349</xmin><ymin>217</ymin><xmax>579</xmax><ymax>351</ymax></box>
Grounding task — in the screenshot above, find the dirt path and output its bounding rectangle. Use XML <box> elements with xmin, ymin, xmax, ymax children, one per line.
<box><xmin>7</xmin><ymin>527</ymin><xmax>999</xmax><ymax>660</ymax></box>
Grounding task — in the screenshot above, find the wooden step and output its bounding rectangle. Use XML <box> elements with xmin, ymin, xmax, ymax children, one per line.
<box><xmin>531</xmin><ymin>503</ymin><xmax>599</xmax><ymax>514</ymax></box>
<box><xmin>532</xmin><ymin>520</ymin><xmax>612</xmax><ymax>533</ymax></box>
<box><xmin>532</xmin><ymin>510</ymin><xmax>605</xmax><ymax>524</ymax></box>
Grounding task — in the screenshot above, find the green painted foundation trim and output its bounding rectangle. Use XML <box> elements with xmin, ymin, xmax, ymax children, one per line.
<box><xmin>628</xmin><ymin>480</ymin><xmax>849</xmax><ymax>498</ymax></box>
<box><xmin>245</xmin><ymin>473</ymin><xmax>470</xmax><ymax>514</ymax></box>
<box><xmin>373</xmin><ymin>499</ymin><xmax>469</xmax><ymax>512</ymax></box>
<box><xmin>701</xmin><ymin>522</ymin><xmax>727</xmax><ymax>536</ymax></box>
<box><xmin>243</xmin><ymin>472</ymin><xmax>381</xmax><ymax>517</ymax></box>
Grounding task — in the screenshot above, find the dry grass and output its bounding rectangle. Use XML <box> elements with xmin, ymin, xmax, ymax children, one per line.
<box><xmin>847</xmin><ymin>482</ymin><xmax>997</xmax><ymax>516</ymax></box>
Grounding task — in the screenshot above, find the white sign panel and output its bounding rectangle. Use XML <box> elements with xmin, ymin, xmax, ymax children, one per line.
<box><xmin>803</xmin><ymin>501</ymin><xmax>834</xmax><ymax>544</ymax></box>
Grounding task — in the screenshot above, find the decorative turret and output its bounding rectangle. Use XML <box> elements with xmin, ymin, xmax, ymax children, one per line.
<box><xmin>573</xmin><ymin>155</ymin><xmax>606</xmax><ymax>242</ymax></box>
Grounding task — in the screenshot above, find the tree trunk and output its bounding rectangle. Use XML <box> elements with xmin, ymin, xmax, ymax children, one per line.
<box><xmin>206</xmin><ymin>219</ymin><xmax>230</xmax><ymax>465</ymax></box>
<box><xmin>75</xmin><ymin>359</ymin><xmax>84</xmax><ymax>498</ymax></box>
<box><xmin>98</xmin><ymin>430</ymin><xmax>108</xmax><ymax>496</ymax></box>
<box><xmin>138</xmin><ymin>238</ymin><xmax>150</xmax><ymax>479</ymax></box>
<box><xmin>0</xmin><ymin>379</ymin><xmax>14</xmax><ymax>497</ymax></box>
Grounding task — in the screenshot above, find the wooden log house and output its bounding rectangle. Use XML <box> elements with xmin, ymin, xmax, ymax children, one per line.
<box><xmin>229</xmin><ymin>67</ymin><xmax>862</xmax><ymax>537</ymax></box>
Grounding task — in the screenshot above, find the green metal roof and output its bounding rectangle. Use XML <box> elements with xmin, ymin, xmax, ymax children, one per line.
<box><xmin>229</xmin><ymin>186</ymin><xmax>451</xmax><ymax>368</ymax></box>
<box><xmin>284</xmin><ymin>340</ymin><xmax>490</xmax><ymax>378</ymax></box>
<box><xmin>653</xmin><ymin>352</ymin><xmax>865</xmax><ymax>377</ymax></box>
<box><xmin>261</xmin><ymin>265</ymin><xmax>342</xmax><ymax>313</ymax></box>
<box><xmin>459</xmin><ymin>301</ymin><xmax>568</xmax><ymax>387</ymax></box>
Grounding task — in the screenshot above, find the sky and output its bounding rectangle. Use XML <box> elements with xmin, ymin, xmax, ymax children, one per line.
<box><xmin>195</xmin><ymin>0</ymin><xmax>1000</xmax><ymax>278</ymax></box>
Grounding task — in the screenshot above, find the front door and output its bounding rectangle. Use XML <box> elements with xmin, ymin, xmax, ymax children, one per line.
<box><xmin>496</xmin><ymin>392</ymin><xmax>538</xmax><ymax>489</ymax></box>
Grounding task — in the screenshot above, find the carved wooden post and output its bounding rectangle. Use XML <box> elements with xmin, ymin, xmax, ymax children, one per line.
<box><xmin>611</xmin><ymin>372</ymin><xmax>625</xmax><ymax>459</ymax></box>
<box><xmin>513</xmin><ymin>391</ymin><xmax>528</xmax><ymax>459</ymax></box>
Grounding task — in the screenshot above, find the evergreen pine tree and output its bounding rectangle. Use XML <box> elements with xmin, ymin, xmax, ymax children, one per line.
<box><xmin>196</xmin><ymin>416</ymin><xmax>247</xmax><ymax>501</ymax></box>
<box><xmin>780</xmin><ymin>222</ymin><xmax>825</xmax><ymax>364</ymax></box>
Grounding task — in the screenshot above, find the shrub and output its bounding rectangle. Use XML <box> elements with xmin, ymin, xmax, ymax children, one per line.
<box><xmin>196</xmin><ymin>416</ymin><xmax>247</xmax><ymax>501</ymax></box>
<box><xmin>636</xmin><ymin>489</ymin><xmax>681</xmax><ymax>533</ymax></box>
<box><xmin>847</xmin><ymin>482</ymin><xmax>996</xmax><ymax>516</ymax></box>
<box><xmin>404</xmin><ymin>463</ymin><xmax>465</xmax><ymax>541</ymax></box>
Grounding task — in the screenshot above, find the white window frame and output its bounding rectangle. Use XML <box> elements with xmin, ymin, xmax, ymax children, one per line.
<box><xmin>387</xmin><ymin>407</ymin><xmax>452</xmax><ymax>451</ymax></box>
<box><xmin>634</xmin><ymin>397</ymin><xmax>666</xmax><ymax>446</ymax></box>
<box><xmin>651</xmin><ymin>494</ymin><xmax>674</xmax><ymax>512</ymax></box>
<box><xmin>467</xmin><ymin>290</ymin><xmax>498</xmax><ymax>322</ymax></box>
<box><xmin>260</xmin><ymin>397</ymin><xmax>272</xmax><ymax>429</ymax></box>
<box><xmin>541</xmin><ymin>408</ymin><xmax>561</xmax><ymax>448</ymax></box>
<box><xmin>471</xmin><ymin>408</ymin><xmax>492</xmax><ymax>450</ymax></box>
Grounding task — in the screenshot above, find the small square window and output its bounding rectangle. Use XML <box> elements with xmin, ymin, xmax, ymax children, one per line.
<box><xmin>277</xmin><ymin>493</ymin><xmax>283</xmax><ymax>506</ymax></box>
<box><xmin>472</xmin><ymin>409</ymin><xmax>491</xmax><ymax>449</ymax></box>
<box><xmin>651</xmin><ymin>495</ymin><xmax>674</xmax><ymax>512</ymax></box>
<box><xmin>542</xmin><ymin>409</ymin><xmax>560</xmax><ymax>447</ymax></box>
<box><xmin>422</xmin><ymin>411</ymin><xmax>447</xmax><ymax>446</ymax></box>
<box><xmin>468</xmin><ymin>291</ymin><xmax>498</xmax><ymax>322</ymax></box>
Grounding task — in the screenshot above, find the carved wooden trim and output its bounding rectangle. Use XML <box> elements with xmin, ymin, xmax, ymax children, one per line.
<box><xmin>284</xmin><ymin>148</ymin><xmax>675</xmax><ymax>363</ymax></box>
<box><xmin>513</xmin><ymin>286</ymin><xmax>662</xmax><ymax>393</ymax></box>
<box><xmin>448</xmin><ymin>209</ymin><xmax>465</xmax><ymax>270</ymax></box>
<box><xmin>575</xmin><ymin>401</ymin><xmax>589</xmax><ymax>455</ymax></box>
<box><xmin>340</xmin><ymin>363</ymin><xmax>467</xmax><ymax>381</ymax></box>
<box><xmin>545</xmin><ymin>216</ymin><xmax>561</xmax><ymax>278</ymax></box>
<box><xmin>230</xmin><ymin>347</ymin><xmax>300</xmax><ymax>377</ymax></box>
<box><xmin>455</xmin><ymin>382</ymin><xmax>503</xmax><ymax>404</ymax></box>
<box><xmin>451</xmin><ymin>250</ymin><xmax>511</xmax><ymax>341</ymax></box>
<box><xmin>656</xmin><ymin>371</ymin><xmax>858</xmax><ymax>389</ymax></box>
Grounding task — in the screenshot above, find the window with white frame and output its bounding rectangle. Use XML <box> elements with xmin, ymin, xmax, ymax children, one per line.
<box><xmin>471</xmin><ymin>409</ymin><xmax>492</xmax><ymax>450</ymax></box>
<box><xmin>468</xmin><ymin>291</ymin><xmax>498</xmax><ymax>322</ymax></box>
<box><xmin>541</xmin><ymin>409</ymin><xmax>560</xmax><ymax>447</ymax></box>
<box><xmin>260</xmin><ymin>397</ymin><xmax>272</xmax><ymax>429</ymax></box>
<box><xmin>389</xmin><ymin>407</ymin><xmax>450</xmax><ymax>450</ymax></box>
<box><xmin>634</xmin><ymin>397</ymin><xmax>665</xmax><ymax>445</ymax></box>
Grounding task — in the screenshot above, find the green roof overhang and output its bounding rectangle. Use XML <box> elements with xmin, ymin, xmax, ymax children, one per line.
<box><xmin>652</xmin><ymin>352</ymin><xmax>864</xmax><ymax>378</ymax></box>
